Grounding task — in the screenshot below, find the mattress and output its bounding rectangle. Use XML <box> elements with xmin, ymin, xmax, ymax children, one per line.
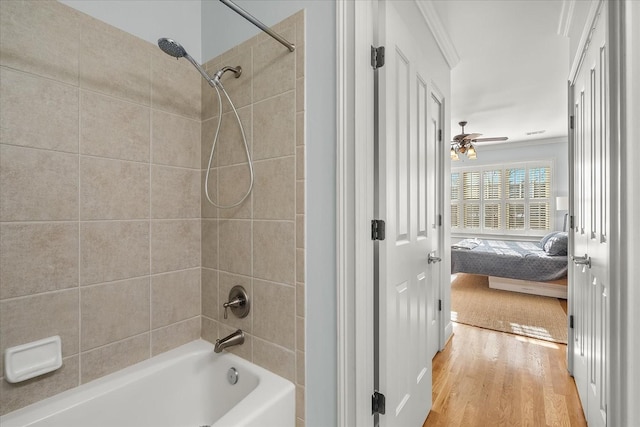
<box><xmin>451</xmin><ymin>238</ymin><xmax>568</xmax><ymax>282</ymax></box>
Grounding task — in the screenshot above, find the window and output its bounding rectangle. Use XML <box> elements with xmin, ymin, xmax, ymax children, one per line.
<box><xmin>451</xmin><ymin>162</ymin><xmax>553</xmax><ymax>235</ymax></box>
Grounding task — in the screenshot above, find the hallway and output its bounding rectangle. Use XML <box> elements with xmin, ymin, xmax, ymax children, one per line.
<box><xmin>423</xmin><ymin>323</ymin><xmax>587</xmax><ymax>426</ymax></box>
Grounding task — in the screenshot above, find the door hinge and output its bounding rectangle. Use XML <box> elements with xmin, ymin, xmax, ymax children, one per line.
<box><xmin>371</xmin><ymin>219</ymin><xmax>386</xmax><ymax>241</ymax></box>
<box><xmin>371</xmin><ymin>45</ymin><xmax>385</xmax><ymax>69</ymax></box>
<box><xmin>438</xmin><ymin>214</ymin><xmax>442</xmax><ymax>227</ymax></box>
<box><xmin>569</xmin><ymin>315</ymin><xmax>574</xmax><ymax>329</ymax></box>
<box><xmin>569</xmin><ymin>215</ymin><xmax>575</xmax><ymax>229</ymax></box>
<box><xmin>438</xmin><ymin>299</ymin><xmax>442</xmax><ymax>311</ymax></box>
<box><xmin>438</xmin><ymin>129</ymin><xmax>443</xmax><ymax>142</ymax></box>
<box><xmin>570</xmin><ymin>115</ymin><xmax>574</xmax><ymax>130</ymax></box>
<box><xmin>372</xmin><ymin>390</ymin><xmax>386</xmax><ymax>415</ymax></box>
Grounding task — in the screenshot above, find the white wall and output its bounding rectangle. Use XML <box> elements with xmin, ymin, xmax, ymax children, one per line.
<box><xmin>201</xmin><ymin>2</ymin><xmax>337</xmax><ymax>426</ymax></box>
<box><xmin>451</xmin><ymin>138</ymin><xmax>569</xmax><ymax>233</ymax></box>
<box><xmin>60</xmin><ymin>0</ymin><xmax>203</xmax><ymax>62</ymax></box>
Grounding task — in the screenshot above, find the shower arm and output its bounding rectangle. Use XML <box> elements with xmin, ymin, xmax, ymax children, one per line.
<box><xmin>219</xmin><ymin>0</ymin><xmax>295</xmax><ymax>52</ymax></box>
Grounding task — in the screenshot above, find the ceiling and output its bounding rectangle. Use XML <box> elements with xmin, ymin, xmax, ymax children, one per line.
<box><xmin>430</xmin><ymin>0</ymin><xmax>570</xmax><ymax>144</ymax></box>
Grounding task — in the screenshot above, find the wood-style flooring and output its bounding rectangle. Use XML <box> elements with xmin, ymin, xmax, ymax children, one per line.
<box><xmin>423</xmin><ymin>322</ymin><xmax>587</xmax><ymax>427</ymax></box>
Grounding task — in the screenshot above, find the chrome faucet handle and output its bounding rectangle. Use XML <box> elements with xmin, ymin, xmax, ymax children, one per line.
<box><xmin>222</xmin><ymin>286</ymin><xmax>250</xmax><ymax>320</ymax></box>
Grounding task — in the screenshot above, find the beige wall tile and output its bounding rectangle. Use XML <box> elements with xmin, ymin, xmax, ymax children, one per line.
<box><xmin>151</xmin><ymin>166</ymin><xmax>200</xmax><ymax>219</ymax></box>
<box><xmin>253</xmin><ymin>279</ymin><xmax>295</xmax><ymax>349</ymax></box>
<box><xmin>0</xmin><ymin>1</ymin><xmax>80</xmax><ymax>85</ymax></box>
<box><xmin>296</xmin><ymin>283</ymin><xmax>305</xmax><ymax>318</ymax></box>
<box><xmin>218</xmin><ymin>272</ymin><xmax>252</xmax><ymax>333</ymax></box>
<box><xmin>79</xmin><ymin>16</ymin><xmax>150</xmax><ymax>105</ymax></box>
<box><xmin>296</xmin><ymin>215</ymin><xmax>305</xmax><ymax>249</ymax></box>
<box><xmin>296</xmin><ymin>180</ymin><xmax>304</xmax><ymax>215</ymax></box>
<box><xmin>0</xmin><ymin>145</ymin><xmax>78</xmax><ymax>222</ymax></box>
<box><xmin>296</xmin><ymin>78</ymin><xmax>304</xmax><ymax>113</ymax></box>
<box><xmin>218</xmin><ymin>164</ymin><xmax>252</xmax><ymax>219</ymax></box>
<box><xmin>152</xmin><ymin>110</ymin><xmax>200</xmax><ymax>169</ymax></box>
<box><xmin>201</xmin><ymin>117</ymin><xmax>219</xmax><ymax>169</ymax></box>
<box><xmin>296</xmin><ymin>350</ymin><xmax>305</xmax><ymax>385</ymax></box>
<box><xmin>150</xmin><ymin>219</ymin><xmax>200</xmax><ymax>274</ymax></box>
<box><xmin>0</xmin><ymin>289</ymin><xmax>79</xmax><ymax>374</ymax></box>
<box><xmin>151</xmin><ymin>51</ymin><xmax>200</xmax><ymax>120</ymax></box>
<box><xmin>296</xmin><ymin>248</ymin><xmax>305</xmax><ymax>284</ymax></box>
<box><xmin>296</xmin><ymin>417</ymin><xmax>305</xmax><ymax>427</ymax></box>
<box><xmin>296</xmin><ymin>385</ymin><xmax>305</xmax><ymax>420</ymax></box>
<box><xmin>215</xmin><ymin>106</ymin><xmax>252</xmax><ymax>167</ymax></box>
<box><xmin>218</xmin><ymin>219</ymin><xmax>251</xmax><ymax>276</ymax></box>
<box><xmin>0</xmin><ymin>223</ymin><xmax>78</xmax><ymax>299</ymax></box>
<box><xmin>201</xmin><ymin>219</ymin><xmax>218</xmax><ymax>269</ymax></box>
<box><xmin>296</xmin><ymin>316</ymin><xmax>305</xmax><ymax>351</ymax></box>
<box><xmin>80</xmin><ymin>90</ymin><xmax>150</xmax><ymax>162</ymax></box>
<box><xmin>296</xmin><ymin>43</ymin><xmax>305</xmax><ymax>80</ymax></box>
<box><xmin>0</xmin><ymin>68</ymin><xmax>78</xmax><ymax>153</ymax></box>
<box><xmin>81</xmin><ymin>334</ymin><xmax>149</xmax><ymax>384</ymax></box>
<box><xmin>253</xmin><ymin>26</ymin><xmax>296</xmax><ymax>102</ymax></box>
<box><xmin>253</xmin><ymin>92</ymin><xmax>295</xmax><ymax>161</ymax></box>
<box><xmin>253</xmin><ymin>338</ymin><xmax>295</xmax><ymax>382</ymax></box>
<box><xmin>253</xmin><ymin>221</ymin><xmax>295</xmax><ymax>285</ymax></box>
<box><xmin>0</xmin><ymin>356</ymin><xmax>79</xmax><ymax>416</ymax></box>
<box><xmin>81</xmin><ymin>277</ymin><xmax>149</xmax><ymax>351</ymax></box>
<box><xmin>201</xmin><ymin>316</ymin><xmax>219</xmax><ymax>345</ymax></box>
<box><xmin>296</xmin><ymin>112</ymin><xmax>304</xmax><ymax>147</ymax></box>
<box><xmin>201</xmin><ymin>268</ymin><xmax>219</xmax><ymax>320</ymax></box>
<box><xmin>201</xmin><ymin>170</ymin><xmax>219</xmax><ymax>219</ymax></box>
<box><xmin>80</xmin><ymin>221</ymin><xmax>149</xmax><ymax>285</ymax></box>
<box><xmin>151</xmin><ymin>317</ymin><xmax>200</xmax><ymax>356</ymax></box>
<box><xmin>80</xmin><ymin>156</ymin><xmax>149</xmax><ymax>220</ymax></box>
<box><xmin>296</xmin><ymin>146</ymin><xmax>305</xmax><ymax>180</ymax></box>
<box><xmin>202</xmin><ymin>76</ymin><xmax>219</xmax><ymax>121</ymax></box>
<box><xmin>151</xmin><ymin>269</ymin><xmax>200</xmax><ymax>328</ymax></box>
<box><xmin>217</xmin><ymin>49</ymin><xmax>253</xmax><ymax>114</ymax></box>
<box><xmin>254</xmin><ymin>157</ymin><xmax>295</xmax><ymax>220</ymax></box>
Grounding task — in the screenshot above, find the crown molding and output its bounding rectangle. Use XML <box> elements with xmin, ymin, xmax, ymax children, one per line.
<box><xmin>478</xmin><ymin>136</ymin><xmax>568</xmax><ymax>151</ymax></box>
<box><xmin>558</xmin><ymin>0</ymin><xmax>576</xmax><ymax>37</ymax></box>
<box><xmin>415</xmin><ymin>0</ymin><xmax>460</xmax><ymax>69</ymax></box>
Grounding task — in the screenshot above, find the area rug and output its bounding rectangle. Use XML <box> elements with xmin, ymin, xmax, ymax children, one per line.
<box><xmin>451</xmin><ymin>273</ymin><xmax>568</xmax><ymax>344</ymax></box>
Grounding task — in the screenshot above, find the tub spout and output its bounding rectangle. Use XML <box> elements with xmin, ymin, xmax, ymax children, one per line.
<box><xmin>214</xmin><ymin>329</ymin><xmax>245</xmax><ymax>353</ymax></box>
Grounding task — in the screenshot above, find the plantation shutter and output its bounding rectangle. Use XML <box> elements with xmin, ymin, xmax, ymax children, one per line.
<box><xmin>451</xmin><ymin>173</ymin><xmax>460</xmax><ymax>228</ymax></box>
<box><xmin>463</xmin><ymin>204</ymin><xmax>480</xmax><ymax>229</ymax></box>
<box><xmin>462</xmin><ymin>171</ymin><xmax>480</xmax><ymax>229</ymax></box>
<box><xmin>529</xmin><ymin>166</ymin><xmax>551</xmax><ymax>230</ymax></box>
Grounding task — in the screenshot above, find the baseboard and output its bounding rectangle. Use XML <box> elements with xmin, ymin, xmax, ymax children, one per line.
<box><xmin>488</xmin><ymin>276</ymin><xmax>568</xmax><ymax>299</ymax></box>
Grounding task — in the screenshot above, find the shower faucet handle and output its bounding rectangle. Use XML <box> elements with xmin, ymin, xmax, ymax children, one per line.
<box><xmin>222</xmin><ymin>285</ymin><xmax>250</xmax><ymax>320</ymax></box>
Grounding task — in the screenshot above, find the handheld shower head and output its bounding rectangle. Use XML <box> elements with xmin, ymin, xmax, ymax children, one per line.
<box><xmin>157</xmin><ymin>37</ymin><xmax>216</xmax><ymax>87</ymax></box>
<box><xmin>157</xmin><ymin>38</ymin><xmax>187</xmax><ymax>58</ymax></box>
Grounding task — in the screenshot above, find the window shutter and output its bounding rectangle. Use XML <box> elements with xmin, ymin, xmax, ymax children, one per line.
<box><xmin>451</xmin><ymin>173</ymin><xmax>460</xmax><ymax>201</ymax></box>
<box><xmin>463</xmin><ymin>171</ymin><xmax>480</xmax><ymax>200</ymax></box>
<box><xmin>529</xmin><ymin>167</ymin><xmax>551</xmax><ymax>199</ymax></box>
<box><xmin>484</xmin><ymin>204</ymin><xmax>501</xmax><ymax>229</ymax></box>
<box><xmin>506</xmin><ymin>168</ymin><xmax>525</xmax><ymax>199</ymax></box>
<box><xmin>463</xmin><ymin>204</ymin><xmax>480</xmax><ymax>229</ymax></box>
<box><xmin>530</xmin><ymin>202</ymin><xmax>550</xmax><ymax>230</ymax></box>
<box><xmin>451</xmin><ymin>204</ymin><xmax>459</xmax><ymax>228</ymax></box>
<box><xmin>483</xmin><ymin>170</ymin><xmax>502</xmax><ymax>200</ymax></box>
<box><xmin>506</xmin><ymin>203</ymin><xmax>525</xmax><ymax>230</ymax></box>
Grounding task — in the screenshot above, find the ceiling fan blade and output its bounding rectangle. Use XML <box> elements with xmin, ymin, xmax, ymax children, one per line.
<box><xmin>453</xmin><ymin>133</ymin><xmax>469</xmax><ymax>141</ymax></box>
<box><xmin>462</xmin><ymin>133</ymin><xmax>483</xmax><ymax>141</ymax></box>
<box><xmin>472</xmin><ymin>137</ymin><xmax>509</xmax><ymax>142</ymax></box>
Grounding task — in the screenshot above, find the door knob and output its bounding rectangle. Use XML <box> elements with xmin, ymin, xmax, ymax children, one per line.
<box><xmin>428</xmin><ymin>253</ymin><xmax>442</xmax><ymax>264</ymax></box>
<box><xmin>572</xmin><ymin>254</ymin><xmax>591</xmax><ymax>269</ymax></box>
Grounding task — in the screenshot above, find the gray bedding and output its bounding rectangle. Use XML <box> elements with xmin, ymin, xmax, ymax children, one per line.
<box><xmin>451</xmin><ymin>238</ymin><xmax>568</xmax><ymax>281</ymax></box>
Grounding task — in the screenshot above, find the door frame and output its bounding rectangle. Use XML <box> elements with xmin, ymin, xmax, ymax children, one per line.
<box><xmin>336</xmin><ymin>0</ymin><xmax>450</xmax><ymax>425</ymax></box>
<box><xmin>337</xmin><ymin>0</ymin><xmax>634</xmax><ymax>425</ymax></box>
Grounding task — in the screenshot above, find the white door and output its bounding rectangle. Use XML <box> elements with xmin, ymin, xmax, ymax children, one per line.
<box><xmin>569</xmin><ymin>2</ymin><xmax>609</xmax><ymax>426</ymax></box>
<box><xmin>376</xmin><ymin>1</ymin><xmax>439</xmax><ymax>425</ymax></box>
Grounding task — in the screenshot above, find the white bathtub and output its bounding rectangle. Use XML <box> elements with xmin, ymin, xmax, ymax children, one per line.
<box><xmin>0</xmin><ymin>339</ymin><xmax>295</xmax><ymax>427</ymax></box>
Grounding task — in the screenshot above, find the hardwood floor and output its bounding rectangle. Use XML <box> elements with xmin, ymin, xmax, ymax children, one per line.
<box><xmin>423</xmin><ymin>322</ymin><xmax>586</xmax><ymax>427</ymax></box>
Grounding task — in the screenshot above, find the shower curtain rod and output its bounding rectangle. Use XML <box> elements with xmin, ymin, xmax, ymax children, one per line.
<box><xmin>219</xmin><ymin>0</ymin><xmax>296</xmax><ymax>52</ymax></box>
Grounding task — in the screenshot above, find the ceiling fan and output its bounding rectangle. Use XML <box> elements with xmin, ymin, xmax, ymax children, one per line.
<box><xmin>450</xmin><ymin>121</ymin><xmax>508</xmax><ymax>160</ymax></box>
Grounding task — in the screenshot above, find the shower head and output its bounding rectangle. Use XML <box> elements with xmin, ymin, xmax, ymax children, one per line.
<box><xmin>157</xmin><ymin>37</ymin><xmax>216</xmax><ymax>87</ymax></box>
<box><xmin>157</xmin><ymin>38</ymin><xmax>187</xmax><ymax>58</ymax></box>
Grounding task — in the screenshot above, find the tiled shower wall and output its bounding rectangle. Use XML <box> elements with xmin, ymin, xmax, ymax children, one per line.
<box><xmin>199</xmin><ymin>11</ymin><xmax>306</xmax><ymax>427</ymax></box>
<box><xmin>0</xmin><ymin>1</ymin><xmax>202</xmax><ymax>415</ymax></box>
<box><xmin>0</xmin><ymin>1</ymin><xmax>306</xmax><ymax>424</ymax></box>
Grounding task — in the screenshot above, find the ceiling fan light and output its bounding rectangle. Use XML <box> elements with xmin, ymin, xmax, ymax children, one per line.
<box><xmin>467</xmin><ymin>145</ymin><xmax>477</xmax><ymax>159</ymax></box>
<box><xmin>458</xmin><ymin>146</ymin><xmax>467</xmax><ymax>154</ymax></box>
<box><xmin>450</xmin><ymin>147</ymin><xmax>459</xmax><ymax>161</ymax></box>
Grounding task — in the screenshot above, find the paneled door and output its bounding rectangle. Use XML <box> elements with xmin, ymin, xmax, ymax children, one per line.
<box><xmin>375</xmin><ymin>0</ymin><xmax>440</xmax><ymax>425</ymax></box>
<box><xmin>569</xmin><ymin>1</ymin><xmax>609</xmax><ymax>426</ymax></box>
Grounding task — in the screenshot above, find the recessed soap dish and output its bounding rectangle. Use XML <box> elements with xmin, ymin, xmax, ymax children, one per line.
<box><xmin>4</xmin><ymin>336</ymin><xmax>62</xmax><ymax>383</ymax></box>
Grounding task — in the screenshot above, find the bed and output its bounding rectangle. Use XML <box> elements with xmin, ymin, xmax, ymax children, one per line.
<box><xmin>451</xmin><ymin>232</ymin><xmax>569</xmax><ymax>298</ymax></box>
